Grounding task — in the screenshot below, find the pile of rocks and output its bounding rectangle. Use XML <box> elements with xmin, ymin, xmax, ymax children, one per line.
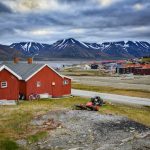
<box><xmin>20</xmin><ymin>110</ymin><xmax>150</xmax><ymax>150</ymax></box>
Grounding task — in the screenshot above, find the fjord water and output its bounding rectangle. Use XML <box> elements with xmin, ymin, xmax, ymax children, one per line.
<box><xmin>35</xmin><ymin>60</ymin><xmax>88</xmax><ymax>68</ymax></box>
<box><xmin>0</xmin><ymin>60</ymin><xmax>86</xmax><ymax>68</ymax></box>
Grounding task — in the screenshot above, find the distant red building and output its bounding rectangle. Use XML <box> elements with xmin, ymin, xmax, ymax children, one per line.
<box><xmin>101</xmin><ymin>60</ymin><xmax>126</xmax><ymax>64</ymax></box>
<box><xmin>0</xmin><ymin>62</ymin><xmax>71</xmax><ymax>100</ymax></box>
<box><xmin>116</xmin><ymin>63</ymin><xmax>150</xmax><ymax>75</ymax></box>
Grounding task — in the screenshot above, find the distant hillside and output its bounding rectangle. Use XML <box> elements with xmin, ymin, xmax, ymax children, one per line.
<box><xmin>0</xmin><ymin>38</ymin><xmax>150</xmax><ymax>60</ymax></box>
<box><xmin>0</xmin><ymin>44</ymin><xmax>23</xmax><ymax>61</ymax></box>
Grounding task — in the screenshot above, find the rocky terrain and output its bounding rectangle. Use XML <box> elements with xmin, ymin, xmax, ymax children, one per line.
<box><xmin>17</xmin><ymin>110</ymin><xmax>150</xmax><ymax>150</ymax></box>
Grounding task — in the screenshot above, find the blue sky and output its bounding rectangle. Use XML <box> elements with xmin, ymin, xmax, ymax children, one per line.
<box><xmin>0</xmin><ymin>0</ymin><xmax>150</xmax><ymax>44</ymax></box>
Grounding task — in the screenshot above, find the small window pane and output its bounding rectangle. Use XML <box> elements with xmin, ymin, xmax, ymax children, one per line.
<box><xmin>1</xmin><ymin>81</ymin><xmax>7</xmax><ymax>88</ymax></box>
<box><xmin>37</xmin><ymin>81</ymin><xmax>41</xmax><ymax>87</ymax></box>
<box><xmin>63</xmin><ymin>80</ymin><xmax>69</xmax><ymax>85</ymax></box>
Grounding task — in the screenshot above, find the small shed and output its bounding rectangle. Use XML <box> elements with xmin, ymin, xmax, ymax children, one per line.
<box><xmin>91</xmin><ymin>64</ymin><xmax>99</xmax><ymax>69</ymax></box>
<box><xmin>83</xmin><ymin>64</ymin><xmax>91</xmax><ymax>70</ymax></box>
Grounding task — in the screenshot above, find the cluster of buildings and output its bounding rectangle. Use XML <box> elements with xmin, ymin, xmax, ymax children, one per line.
<box><xmin>101</xmin><ymin>59</ymin><xmax>150</xmax><ymax>75</ymax></box>
<box><xmin>65</xmin><ymin>59</ymin><xmax>150</xmax><ymax>75</ymax></box>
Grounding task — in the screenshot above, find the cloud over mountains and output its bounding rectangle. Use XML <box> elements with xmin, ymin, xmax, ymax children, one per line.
<box><xmin>0</xmin><ymin>0</ymin><xmax>150</xmax><ymax>44</ymax></box>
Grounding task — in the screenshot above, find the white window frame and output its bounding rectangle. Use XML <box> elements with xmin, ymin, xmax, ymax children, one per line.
<box><xmin>1</xmin><ymin>81</ymin><xmax>7</xmax><ymax>88</ymax></box>
<box><xmin>36</xmin><ymin>81</ymin><xmax>41</xmax><ymax>87</ymax></box>
<box><xmin>63</xmin><ymin>79</ymin><xmax>69</xmax><ymax>85</ymax></box>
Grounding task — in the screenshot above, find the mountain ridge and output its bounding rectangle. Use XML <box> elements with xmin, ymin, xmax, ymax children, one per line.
<box><xmin>0</xmin><ymin>38</ymin><xmax>150</xmax><ymax>60</ymax></box>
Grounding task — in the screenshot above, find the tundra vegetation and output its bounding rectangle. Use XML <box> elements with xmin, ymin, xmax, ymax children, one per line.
<box><xmin>60</xmin><ymin>69</ymin><xmax>110</xmax><ymax>76</ymax></box>
<box><xmin>0</xmin><ymin>97</ymin><xmax>150</xmax><ymax>149</ymax></box>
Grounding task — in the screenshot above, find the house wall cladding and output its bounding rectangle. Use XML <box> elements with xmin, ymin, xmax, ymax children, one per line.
<box><xmin>19</xmin><ymin>81</ymin><xmax>26</xmax><ymax>98</ymax></box>
<box><xmin>133</xmin><ymin>68</ymin><xmax>150</xmax><ymax>75</ymax></box>
<box><xmin>0</xmin><ymin>69</ymin><xmax>19</xmax><ymax>100</ymax></box>
<box><xmin>25</xmin><ymin>66</ymin><xmax>71</xmax><ymax>99</ymax></box>
<box><xmin>62</xmin><ymin>77</ymin><xmax>71</xmax><ymax>96</ymax></box>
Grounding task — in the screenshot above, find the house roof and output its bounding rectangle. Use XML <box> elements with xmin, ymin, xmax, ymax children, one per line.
<box><xmin>4</xmin><ymin>63</ymin><xmax>45</xmax><ymax>81</ymax></box>
<box><xmin>0</xmin><ymin>63</ymin><xmax>70</xmax><ymax>81</ymax></box>
<box><xmin>123</xmin><ymin>64</ymin><xmax>150</xmax><ymax>69</ymax></box>
<box><xmin>0</xmin><ymin>64</ymin><xmax>22</xmax><ymax>80</ymax></box>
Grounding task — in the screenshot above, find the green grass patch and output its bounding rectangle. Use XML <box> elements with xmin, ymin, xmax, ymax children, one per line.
<box><xmin>27</xmin><ymin>131</ymin><xmax>47</xmax><ymax>144</ymax></box>
<box><xmin>99</xmin><ymin>104</ymin><xmax>150</xmax><ymax>127</ymax></box>
<box><xmin>60</xmin><ymin>70</ymin><xmax>109</xmax><ymax>77</ymax></box>
<box><xmin>142</xmin><ymin>57</ymin><xmax>150</xmax><ymax>62</ymax></box>
<box><xmin>72</xmin><ymin>83</ymin><xmax>150</xmax><ymax>98</ymax></box>
<box><xmin>0</xmin><ymin>138</ymin><xmax>20</xmax><ymax>150</ymax></box>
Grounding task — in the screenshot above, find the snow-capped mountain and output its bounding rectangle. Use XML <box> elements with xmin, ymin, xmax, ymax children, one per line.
<box><xmin>1</xmin><ymin>38</ymin><xmax>150</xmax><ymax>60</ymax></box>
<box><xmin>10</xmin><ymin>42</ymin><xmax>50</xmax><ymax>57</ymax></box>
<box><xmin>47</xmin><ymin>38</ymin><xmax>103</xmax><ymax>58</ymax></box>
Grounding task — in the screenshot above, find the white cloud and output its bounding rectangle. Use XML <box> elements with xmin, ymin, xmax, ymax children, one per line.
<box><xmin>130</xmin><ymin>26</ymin><xmax>150</xmax><ymax>32</ymax></box>
<box><xmin>2</xmin><ymin>0</ymin><xmax>69</xmax><ymax>13</ymax></box>
<box><xmin>69</xmin><ymin>28</ymin><xmax>85</xmax><ymax>34</ymax></box>
<box><xmin>96</xmin><ymin>0</ymin><xmax>121</xmax><ymax>7</ymax></box>
<box><xmin>30</xmin><ymin>28</ymin><xmax>56</xmax><ymax>36</ymax></box>
<box><xmin>0</xmin><ymin>0</ymin><xmax>150</xmax><ymax>44</ymax></box>
<box><xmin>16</xmin><ymin>28</ymin><xmax>60</xmax><ymax>36</ymax></box>
<box><xmin>133</xmin><ymin>3</ymin><xmax>144</xmax><ymax>11</ymax></box>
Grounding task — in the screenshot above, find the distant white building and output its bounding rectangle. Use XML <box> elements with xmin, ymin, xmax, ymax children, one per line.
<box><xmin>104</xmin><ymin>63</ymin><xmax>117</xmax><ymax>71</ymax></box>
<box><xmin>83</xmin><ymin>64</ymin><xmax>91</xmax><ymax>70</ymax></box>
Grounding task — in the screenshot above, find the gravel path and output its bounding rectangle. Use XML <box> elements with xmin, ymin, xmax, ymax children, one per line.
<box><xmin>72</xmin><ymin>89</ymin><xmax>150</xmax><ymax>106</ymax></box>
<box><xmin>24</xmin><ymin>110</ymin><xmax>150</xmax><ymax>150</ymax></box>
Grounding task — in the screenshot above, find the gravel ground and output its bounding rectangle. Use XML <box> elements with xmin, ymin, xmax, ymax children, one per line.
<box><xmin>71</xmin><ymin>76</ymin><xmax>150</xmax><ymax>91</ymax></box>
<box><xmin>21</xmin><ymin>110</ymin><xmax>150</xmax><ymax>150</ymax></box>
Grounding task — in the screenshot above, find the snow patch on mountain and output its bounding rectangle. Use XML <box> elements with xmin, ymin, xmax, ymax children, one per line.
<box><xmin>79</xmin><ymin>41</ymin><xmax>89</xmax><ymax>48</ymax></box>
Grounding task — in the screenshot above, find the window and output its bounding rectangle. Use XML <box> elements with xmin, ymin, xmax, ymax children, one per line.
<box><xmin>52</xmin><ymin>82</ymin><xmax>55</xmax><ymax>86</ymax></box>
<box><xmin>36</xmin><ymin>81</ymin><xmax>41</xmax><ymax>87</ymax></box>
<box><xmin>63</xmin><ymin>80</ymin><xmax>69</xmax><ymax>85</ymax></box>
<box><xmin>1</xmin><ymin>81</ymin><xmax>7</xmax><ymax>88</ymax></box>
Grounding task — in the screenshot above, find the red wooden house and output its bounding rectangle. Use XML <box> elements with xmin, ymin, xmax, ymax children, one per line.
<box><xmin>0</xmin><ymin>62</ymin><xmax>71</xmax><ymax>100</ymax></box>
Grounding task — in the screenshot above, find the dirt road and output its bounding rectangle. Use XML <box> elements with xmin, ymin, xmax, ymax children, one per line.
<box><xmin>72</xmin><ymin>89</ymin><xmax>150</xmax><ymax>106</ymax></box>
